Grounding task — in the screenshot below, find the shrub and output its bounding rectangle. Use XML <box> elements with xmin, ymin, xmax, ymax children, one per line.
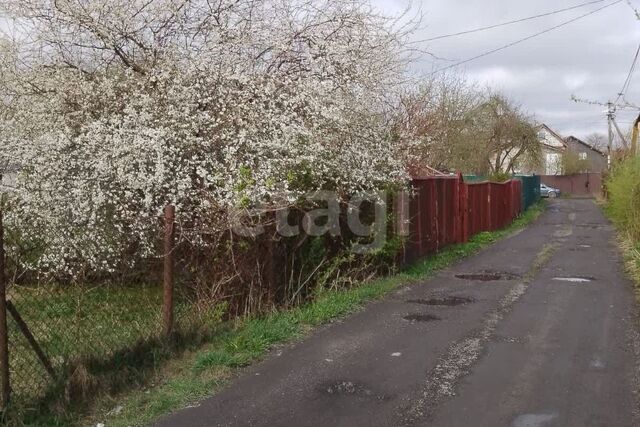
<box><xmin>606</xmin><ymin>156</ymin><xmax>640</xmax><ymax>242</ymax></box>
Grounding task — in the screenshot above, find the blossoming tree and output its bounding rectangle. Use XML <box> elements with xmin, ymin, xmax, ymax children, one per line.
<box><xmin>0</xmin><ymin>0</ymin><xmax>411</xmax><ymax>275</ymax></box>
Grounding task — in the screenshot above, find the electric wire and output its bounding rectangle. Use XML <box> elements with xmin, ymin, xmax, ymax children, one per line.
<box><xmin>413</xmin><ymin>0</ymin><xmax>608</xmax><ymax>43</ymax></box>
<box><xmin>429</xmin><ymin>0</ymin><xmax>624</xmax><ymax>75</ymax></box>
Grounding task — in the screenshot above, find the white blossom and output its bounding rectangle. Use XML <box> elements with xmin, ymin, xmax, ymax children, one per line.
<box><xmin>0</xmin><ymin>0</ymin><xmax>411</xmax><ymax>275</ymax></box>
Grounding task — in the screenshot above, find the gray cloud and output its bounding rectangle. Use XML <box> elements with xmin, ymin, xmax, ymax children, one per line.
<box><xmin>374</xmin><ymin>0</ymin><xmax>640</xmax><ymax>139</ymax></box>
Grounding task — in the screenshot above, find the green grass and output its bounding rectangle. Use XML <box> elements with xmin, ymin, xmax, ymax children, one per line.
<box><xmin>6</xmin><ymin>283</ymin><xmax>226</xmax><ymax>425</ymax></box>
<box><xmin>73</xmin><ymin>201</ymin><xmax>546</xmax><ymax>427</ymax></box>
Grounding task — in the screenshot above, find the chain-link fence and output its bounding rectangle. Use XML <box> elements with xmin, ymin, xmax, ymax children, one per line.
<box><xmin>0</xmin><ymin>205</ymin><xmax>230</xmax><ymax>421</ymax></box>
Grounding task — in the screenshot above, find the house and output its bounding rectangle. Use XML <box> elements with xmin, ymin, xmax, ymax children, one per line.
<box><xmin>519</xmin><ymin>124</ymin><xmax>609</xmax><ymax>175</ymax></box>
<box><xmin>530</xmin><ymin>124</ymin><xmax>566</xmax><ymax>175</ymax></box>
<box><xmin>564</xmin><ymin>135</ymin><xmax>608</xmax><ymax>173</ymax></box>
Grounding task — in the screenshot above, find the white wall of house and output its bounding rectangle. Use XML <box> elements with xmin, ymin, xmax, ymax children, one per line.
<box><xmin>540</xmin><ymin>126</ymin><xmax>565</xmax><ymax>175</ymax></box>
<box><xmin>545</xmin><ymin>152</ymin><xmax>562</xmax><ymax>175</ymax></box>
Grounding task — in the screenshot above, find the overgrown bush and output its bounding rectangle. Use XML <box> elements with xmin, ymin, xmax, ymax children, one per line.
<box><xmin>606</xmin><ymin>156</ymin><xmax>640</xmax><ymax>242</ymax></box>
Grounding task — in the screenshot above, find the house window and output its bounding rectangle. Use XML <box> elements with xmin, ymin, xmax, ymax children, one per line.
<box><xmin>579</xmin><ymin>152</ymin><xmax>587</xmax><ymax>160</ymax></box>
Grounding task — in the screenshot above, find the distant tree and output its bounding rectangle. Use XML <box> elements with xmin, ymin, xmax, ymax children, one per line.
<box><xmin>466</xmin><ymin>94</ymin><xmax>541</xmax><ymax>175</ymax></box>
<box><xmin>562</xmin><ymin>151</ymin><xmax>590</xmax><ymax>175</ymax></box>
<box><xmin>395</xmin><ymin>86</ymin><xmax>540</xmax><ymax>175</ymax></box>
<box><xmin>585</xmin><ymin>133</ymin><xmax>608</xmax><ymax>152</ymax></box>
<box><xmin>394</xmin><ymin>74</ymin><xmax>482</xmax><ymax>172</ymax></box>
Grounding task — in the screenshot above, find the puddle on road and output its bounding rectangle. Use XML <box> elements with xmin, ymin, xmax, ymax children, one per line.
<box><xmin>512</xmin><ymin>412</ymin><xmax>558</xmax><ymax>427</ymax></box>
<box><xmin>406</xmin><ymin>296</ymin><xmax>474</xmax><ymax>306</ymax></box>
<box><xmin>403</xmin><ymin>314</ymin><xmax>441</xmax><ymax>322</ymax></box>
<box><xmin>552</xmin><ymin>276</ymin><xmax>595</xmax><ymax>283</ymax></box>
<box><xmin>455</xmin><ymin>271</ymin><xmax>520</xmax><ymax>281</ymax></box>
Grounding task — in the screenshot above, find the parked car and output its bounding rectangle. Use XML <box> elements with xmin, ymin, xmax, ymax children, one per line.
<box><xmin>540</xmin><ymin>183</ymin><xmax>561</xmax><ymax>198</ymax></box>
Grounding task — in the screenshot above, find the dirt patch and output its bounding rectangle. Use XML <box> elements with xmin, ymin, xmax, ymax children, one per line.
<box><xmin>407</xmin><ymin>296</ymin><xmax>474</xmax><ymax>306</ymax></box>
<box><xmin>403</xmin><ymin>314</ymin><xmax>441</xmax><ymax>322</ymax></box>
<box><xmin>455</xmin><ymin>271</ymin><xmax>520</xmax><ymax>281</ymax></box>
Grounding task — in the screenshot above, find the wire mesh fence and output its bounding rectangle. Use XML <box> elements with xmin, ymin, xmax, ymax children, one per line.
<box><xmin>7</xmin><ymin>283</ymin><xmax>163</xmax><ymax>402</ymax></box>
<box><xmin>0</xmin><ymin>205</ymin><xmax>231</xmax><ymax>420</ymax></box>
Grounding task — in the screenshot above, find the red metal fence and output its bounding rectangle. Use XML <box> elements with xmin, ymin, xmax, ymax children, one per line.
<box><xmin>402</xmin><ymin>175</ymin><xmax>522</xmax><ymax>264</ymax></box>
<box><xmin>540</xmin><ymin>173</ymin><xmax>602</xmax><ymax>198</ymax></box>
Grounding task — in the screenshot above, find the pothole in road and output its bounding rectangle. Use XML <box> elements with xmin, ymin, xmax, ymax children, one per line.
<box><xmin>576</xmin><ymin>224</ymin><xmax>604</xmax><ymax>229</ymax></box>
<box><xmin>455</xmin><ymin>271</ymin><xmax>520</xmax><ymax>281</ymax></box>
<box><xmin>403</xmin><ymin>314</ymin><xmax>441</xmax><ymax>322</ymax></box>
<box><xmin>495</xmin><ymin>335</ymin><xmax>526</xmax><ymax>344</ymax></box>
<box><xmin>406</xmin><ymin>296</ymin><xmax>474</xmax><ymax>306</ymax></box>
<box><xmin>324</xmin><ymin>381</ymin><xmax>370</xmax><ymax>396</ymax></box>
<box><xmin>320</xmin><ymin>380</ymin><xmax>390</xmax><ymax>401</ymax></box>
<box><xmin>552</xmin><ymin>276</ymin><xmax>595</xmax><ymax>283</ymax></box>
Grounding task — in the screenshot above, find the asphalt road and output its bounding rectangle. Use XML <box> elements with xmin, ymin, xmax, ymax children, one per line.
<box><xmin>157</xmin><ymin>199</ymin><xmax>640</xmax><ymax>427</ymax></box>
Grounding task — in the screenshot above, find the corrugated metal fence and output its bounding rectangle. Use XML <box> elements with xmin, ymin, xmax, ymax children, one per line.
<box><xmin>540</xmin><ymin>173</ymin><xmax>602</xmax><ymax>198</ymax></box>
<box><xmin>402</xmin><ymin>175</ymin><xmax>524</xmax><ymax>264</ymax></box>
<box><xmin>514</xmin><ymin>175</ymin><xmax>541</xmax><ymax>210</ymax></box>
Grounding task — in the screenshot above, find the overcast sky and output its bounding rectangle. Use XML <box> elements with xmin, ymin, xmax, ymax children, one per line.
<box><xmin>372</xmin><ymin>0</ymin><xmax>640</xmax><ymax>141</ymax></box>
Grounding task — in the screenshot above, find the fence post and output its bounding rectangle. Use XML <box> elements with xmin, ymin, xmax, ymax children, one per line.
<box><xmin>162</xmin><ymin>204</ymin><xmax>175</xmax><ymax>338</ymax></box>
<box><xmin>458</xmin><ymin>175</ymin><xmax>469</xmax><ymax>243</ymax></box>
<box><xmin>0</xmin><ymin>207</ymin><xmax>10</xmax><ymax>408</ymax></box>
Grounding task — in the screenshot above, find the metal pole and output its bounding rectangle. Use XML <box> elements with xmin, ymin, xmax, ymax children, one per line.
<box><xmin>162</xmin><ymin>204</ymin><xmax>175</xmax><ymax>337</ymax></box>
<box><xmin>632</xmin><ymin>114</ymin><xmax>640</xmax><ymax>157</ymax></box>
<box><xmin>607</xmin><ymin>102</ymin><xmax>614</xmax><ymax>169</ymax></box>
<box><xmin>0</xmin><ymin>207</ymin><xmax>10</xmax><ymax>408</ymax></box>
<box><xmin>6</xmin><ymin>301</ymin><xmax>55</xmax><ymax>380</ymax></box>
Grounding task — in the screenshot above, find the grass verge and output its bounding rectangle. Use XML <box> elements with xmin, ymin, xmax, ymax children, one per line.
<box><xmin>74</xmin><ymin>201</ymin><xmax>546</xmax><ymax>427</ymax></box>
<box><xmin>617</xmin><ymin>237</ymin><xmax>640</xmax><ymax>296</ymax></box>
<box><xmin>602</xmin><ymin>156</ymin><xmax>640</xmax><ymax>296</ymax></box>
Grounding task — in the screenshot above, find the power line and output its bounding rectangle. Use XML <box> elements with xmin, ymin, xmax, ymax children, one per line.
<box><xmin>430</xmin><ymin>0</ymin><xmax>624</xmax><ymax>75</ymax></box>
<box><xmin>625</xmin><ymin>0</ymin><xmax>640</xmax><ymax>18</ymax></box>
<box><xmin>413</xmin><ymin>0</ymin><xmax>608</xmax><ymax>43</ymax></box>
<box><xmin>614</xmin><ymin>41</ymin><xmax>640</xmax><ymax>106</ymax></box>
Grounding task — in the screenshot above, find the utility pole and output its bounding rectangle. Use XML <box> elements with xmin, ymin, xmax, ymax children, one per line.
<box><xmin>632</xmin><ymin>114</ymin><xmax>640</xmax><ymax>156</ymax></box>
<box><xmin>607</xmin><ymin>101</ymin><xmax>615</xmax><ymax>169</ymax></box>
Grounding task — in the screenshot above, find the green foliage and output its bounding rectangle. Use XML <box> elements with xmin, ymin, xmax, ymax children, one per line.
<box><xmin>235</xmin><ymin>166</ymin><xmax>256</xmax><ymax>208</ymax></box>
<box><xmin>605</xmin><ymin>157</ymin><xmax>640</xmax><ymax>314</ymax></box>
<box><xmin>286</xmin><ymin>161</ymin><xmax>315</xmax><ymax>193</ymax></box>
<box><xmin>488</xmin><ymin>171</ymin><xmax>510</xmax><ymax>182</ymax></box>
<box><xmin>6</xmin><ymin>284</ymin><xmax>227</xmax><ymax>426</ymax></box>
<box><xmin>561</xmin><ymin>151</ymin><xmax>590</xmax><ymax>175</ymax></box>
<box><xmin>606</xmin><ymin>156</ymin><xmax>640</xmax><ymax>242</ymax></box>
